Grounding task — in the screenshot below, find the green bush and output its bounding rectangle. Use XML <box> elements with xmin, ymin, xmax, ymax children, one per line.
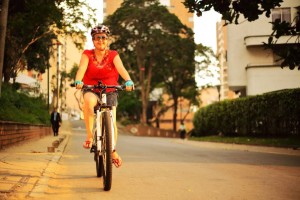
<box><xmin>0</xmin><ymin>83</ymin><xmax>50</xmax><ymax>125</ymax></box>
<box><xmin>117</xmin><ymin>90</ymin><xmax>141</xmax><ymax>123</ymax></box>
<box><xmin>193</xmin><ymin>88</ymin><xmax>300</xmax><ymax>137</ymax></box>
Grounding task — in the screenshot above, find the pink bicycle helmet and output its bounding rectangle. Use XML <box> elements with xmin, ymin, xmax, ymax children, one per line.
<box><xmin>91</xmin><ymin>24</ymin><xmax>111</xmax><ymax>36</ymax></box>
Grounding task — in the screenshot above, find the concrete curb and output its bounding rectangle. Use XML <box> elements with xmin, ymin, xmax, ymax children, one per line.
<box><xmin>28</xmin><ymin>131</ymin><xmax>71</xmax><ymax>198</ymax></box>
<box><xmin>175</xmin><ymin>139</ymin><xmax>300</xmax><ymax>156</ymax></box>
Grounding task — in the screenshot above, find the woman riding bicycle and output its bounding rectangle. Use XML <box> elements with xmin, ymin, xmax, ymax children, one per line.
<box><xmin>74</xmin><ymin>24</ymin><xmax>134</xmax><ymax>168</ymax></box>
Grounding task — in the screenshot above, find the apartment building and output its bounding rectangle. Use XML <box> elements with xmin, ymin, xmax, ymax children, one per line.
<box><xmin>218</xmin><ymin>0</ymin><xmax>300</xmax><ymax>96</ymax></box>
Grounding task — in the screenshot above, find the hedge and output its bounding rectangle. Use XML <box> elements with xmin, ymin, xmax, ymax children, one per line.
<box><xmin>0</xmin><ymin>83</ymin><xmax>50</xmax><ymax>125</ymax></box>
<box><xmin>193</xmin><ymin>88</ymin><xmax>300</xmax><ymax>137</ymax></box>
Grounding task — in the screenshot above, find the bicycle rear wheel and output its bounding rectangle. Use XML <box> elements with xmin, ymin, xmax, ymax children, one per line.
<box><xmin>102</xmin><ymin>111</ymin><xmax>113</xmax><ymax>191</ymax></box>
<box><xmin>94</xmin><ymin>131</ymin><xmax>103</xmax><ymax>177</ymax></box>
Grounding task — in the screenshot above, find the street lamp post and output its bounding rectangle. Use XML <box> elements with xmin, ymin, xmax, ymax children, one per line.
<box><xmin>216</xmin><ymin>85</ymin><xmax>221</xmax><ymax>101</ymax></box>
<box><xmin>56</xmin><ymin>42</ymin><xmax>61</xmax><ymax>111</ymax></box>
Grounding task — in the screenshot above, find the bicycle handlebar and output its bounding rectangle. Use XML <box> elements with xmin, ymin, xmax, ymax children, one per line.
<box><xmin>82</xmin><ymin>84</ymin><xmax>125</xmax><ymax>91</ymax></box>
<box><xmin>70</xmin><ymin>81</ymin><xmax>125</xmax><ymax>91</ymax></box>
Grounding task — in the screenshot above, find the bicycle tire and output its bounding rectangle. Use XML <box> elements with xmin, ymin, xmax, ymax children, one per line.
<box><xmin>95</xmin><ymin>153</ymin><xmax>103</xmax><ymax>177</ymax></box>
<box><xmin>102</xmin><ymin>111</ymin><xmax>113</xmax><ymax>191</ymax></box>
<box><xmin>94</xmin><ymin>131</ymin><xmax>103</xmax><ymax>177</ymax></box>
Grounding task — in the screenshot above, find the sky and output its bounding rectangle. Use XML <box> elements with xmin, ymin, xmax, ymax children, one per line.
<box><xmin>194</xmin><ymin>11</ymin><xmax>221</xmax><ymax>53</ymax></box>
<box><xmin>193</xmin><ymin>10</ymin><xmax>222</xmax><ymax>88</ymax></box>
<box><xmin>84</xmin><ymin>0</ymin><xmax>104</xmax><ymax>49</ymax></box>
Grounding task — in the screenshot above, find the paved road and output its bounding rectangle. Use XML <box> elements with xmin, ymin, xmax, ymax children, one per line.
<box><xmin>41</xmin><ymin>120</ymin><xmax>300</xmax><ymax>200</ymax></box>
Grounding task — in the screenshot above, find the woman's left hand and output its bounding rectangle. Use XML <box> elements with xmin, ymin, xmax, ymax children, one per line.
<box><xmin>125</xmin><ymin>80</ymin><xmax>134</xmax><ymax>91</ymax></box>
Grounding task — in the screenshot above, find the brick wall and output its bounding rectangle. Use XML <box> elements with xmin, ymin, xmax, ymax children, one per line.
<box><xmin>0</xmin><ymin>121</ymin><xmax>51</xmax><ymax>149</ymax></box>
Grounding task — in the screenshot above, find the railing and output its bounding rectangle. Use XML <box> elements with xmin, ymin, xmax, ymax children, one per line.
<box><xmin>0</xmin><ymin>121</ymin><xmax>51</xmax><ymax>149</ymax></box>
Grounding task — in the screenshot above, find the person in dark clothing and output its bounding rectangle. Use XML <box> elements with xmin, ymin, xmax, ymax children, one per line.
<box><xmin>179</xmin><ymin>120</ymin><xmax>186</xmax><ymax>139</ymax></box>
<box><xmin>50</xmin><ymin>108</ymin><xmax>62</xmax><ymax>136</ymax></box>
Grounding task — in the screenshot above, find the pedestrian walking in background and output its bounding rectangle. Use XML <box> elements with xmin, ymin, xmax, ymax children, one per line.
<box><xmin>50</xmin><ymin>108</ymin><xmax>62</xmax><ymax>136</ymax></box>
<box><xmin>179</xmin><ymin>120</ymin><xmax>186</xmax><ymax>139</ymax></box>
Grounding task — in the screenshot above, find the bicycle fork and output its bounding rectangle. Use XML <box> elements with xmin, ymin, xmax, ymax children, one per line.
<box><xmin>96</xmin><ymin>109</ymin><xmax>116</xmax><ymax>155</ymax></box>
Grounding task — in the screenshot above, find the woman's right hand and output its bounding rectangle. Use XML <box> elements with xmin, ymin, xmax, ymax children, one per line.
<box><xmin>75</xmin><ymin>80</ymin><xmax>83</xmax><ymax>89</ymax></box>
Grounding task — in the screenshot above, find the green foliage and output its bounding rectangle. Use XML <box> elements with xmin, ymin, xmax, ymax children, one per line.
<box><xmin>105</xmin><ymin>0</ymin><xmax>198</xmax><ymax>126</ymax></box>
<box><xmin>193</xmin><ymin>88</ymin><xmax>300</xmax><ymax>137</ymax></box>
<box><xmin>3</xmin><ymin>0</ymin><xmax>96</xmax><ymax>81</ymax></box>
<box><xmin>117</xmin><ymin>90</ymin><xmax>141</xmax><ymax>122</ymax></box>
<box><xmin>66</xmin><ymin>64</ymin><xmax>79</xmax><ymax>81</ymax></box>
<box><xmin>106</xmin><ymin>0</ymin><xmax>194</xmax><ymax>87</ymax></box>
<box><xmin>0</xmin><ymin>84</ymin><xmax>50</xmax><ymax>125</ymax></box>
<box><xmin>183</xmin><ymin>0</ymin><xmax>283</xmax><ymax>23</ymax></box>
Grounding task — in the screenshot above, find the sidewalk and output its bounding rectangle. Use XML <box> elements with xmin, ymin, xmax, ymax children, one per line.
<box><xmin>0</xmin><ymin>121</ymin><xmax>72</xmax><ymax>200</ymax></box>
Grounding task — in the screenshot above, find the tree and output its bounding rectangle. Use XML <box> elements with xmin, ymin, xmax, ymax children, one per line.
<box><xmin>195</xmin><ymin>44</ymin><xmax>219</xmax><ymax>89</ymax></box>
<box><xmin>0</xmin><ymin>0</ymin><xmax>9</xmax><ymax>97</ymax></box>
<box><xmin>105</xmin><ymin>0</ymin><xmax>197</xmax><ymax>128</ymax></box>
<box><xmin>2</xmin><ymin>0</ymin><xmax>96</xmax><ymax>83</ymax></box>
<box><xmin>183</xmin><ymin>0</ymin><xmax>300</xmax><ymax>70</ymax></box>
<box><xmin>152</xmin><ymin>34</ymin><xmax>198</xmax><ymax>131</ymax></box>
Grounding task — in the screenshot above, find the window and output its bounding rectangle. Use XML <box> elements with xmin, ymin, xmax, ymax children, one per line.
<box><xmin>272</xmin><ymin>8</ymin><xmax>291</xmax><ymax>23</ymax></box>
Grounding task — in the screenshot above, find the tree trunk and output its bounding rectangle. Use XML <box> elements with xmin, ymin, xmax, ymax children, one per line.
<box><xmin>141</xmin><ymin>85</ymin><xmax>147</xmax><ymax>124</ymax></box>
<box><xmin>173</xmin><ymin>97</ymin><xmax>178</xmax><ymax>132</ymax></box>
<box><xmin>138</xmin><ymin>60</ymin><xmax>147</xmax><ymax>124</ymax></box>
<box><xmin>136</xmin><ymin>45</ymin><xmax>153</xmax><ymax>125</ymax></box>
<box><xmin>155</xmin><ymin>118</ymin><xmax>160</xmax><ymax>128</ymax></box>
<box><xmin>0</xmin><ymin>0</ymin><xmax>9</xmax><ymax>96</ymax></box>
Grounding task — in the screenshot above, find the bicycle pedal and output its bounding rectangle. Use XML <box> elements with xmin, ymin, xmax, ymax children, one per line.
<box><xmin>90</xmin><ymin>145</ymin><xmax>96</xmax><ymax>153</ymax></box>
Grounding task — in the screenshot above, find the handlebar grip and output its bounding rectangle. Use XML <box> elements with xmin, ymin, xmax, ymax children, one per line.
<box><xmin>117</xmin><ymin>85</ymin><xmax>126</xmax><ymax>90</ymax></box>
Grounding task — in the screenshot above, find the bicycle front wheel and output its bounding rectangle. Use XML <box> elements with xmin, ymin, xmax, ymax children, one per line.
<box><xmin>94</xmin><ymin>130</ymin><xmax>103</xmax><ymax>178</ymax></box>
<box><xmin>102</xmin><ymin>111</ymin><xmax>113</xmax><ymax>191</ymax></box>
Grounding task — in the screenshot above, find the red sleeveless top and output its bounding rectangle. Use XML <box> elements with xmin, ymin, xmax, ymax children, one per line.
<box><xmin>82</xmin><ymin>49</ymin><xmax>119</xmax><ymax>92</ymax></box>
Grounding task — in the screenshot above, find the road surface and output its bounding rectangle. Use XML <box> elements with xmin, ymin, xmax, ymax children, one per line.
<box><xmin>42</xmin><ymin>120</ymin><xmax>300</xmax><ymax>200</ymax></box>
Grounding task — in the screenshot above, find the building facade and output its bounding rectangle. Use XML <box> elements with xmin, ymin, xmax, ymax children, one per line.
<box><xmin>218</xmin><ymin>0</ymin><xmax>300</xmax><ymax>96</ymax></box>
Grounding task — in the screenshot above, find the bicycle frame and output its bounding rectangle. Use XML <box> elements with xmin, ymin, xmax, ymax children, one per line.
<box><xmin>95</xmin><ymin>97</ymin><xmax>116</xmax><ymax>155</ymax></box>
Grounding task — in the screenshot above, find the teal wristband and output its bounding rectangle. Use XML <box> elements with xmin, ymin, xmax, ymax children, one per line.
<box><xmin>125</xmin><ymin>80</ymin><xmax>134</xmax><ymax>86</ymax></box>
<box><xmin>75</xmin><ymin>80</ymin><xmax>83</xmax><ymax>86</ymax></box>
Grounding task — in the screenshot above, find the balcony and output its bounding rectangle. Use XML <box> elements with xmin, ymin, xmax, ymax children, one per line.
<box><xmin>244</xmin><ymin>35</ymin><xmax>298</xmax><ymax>47</ymax></box>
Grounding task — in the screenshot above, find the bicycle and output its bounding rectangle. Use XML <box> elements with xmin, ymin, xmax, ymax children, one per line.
<box><xmin>72</xmin><ymin>81</ymin><xmax>125</xmax><ymax>191</ymax></box>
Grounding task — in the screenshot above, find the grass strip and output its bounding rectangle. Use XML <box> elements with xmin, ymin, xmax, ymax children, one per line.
<box><xmin>189</xmin><ymin>136</ymin><xmax>300</xmax><ymax>148</ymax></box>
